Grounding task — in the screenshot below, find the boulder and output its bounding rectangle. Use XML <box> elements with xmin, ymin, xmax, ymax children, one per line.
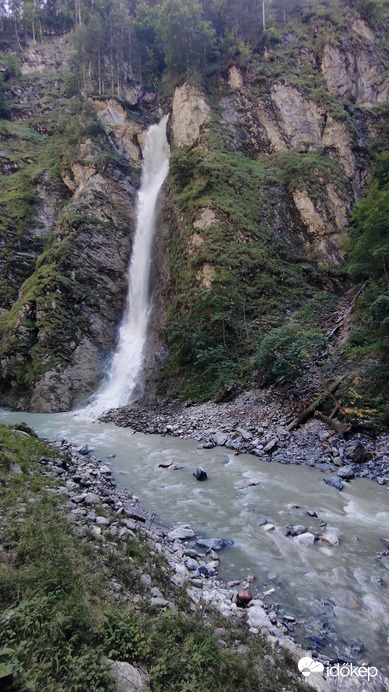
<box><xmin>13</xmin><ymin>422</ymin><xmax>38</xmax><ymax>438</ymax></box>
<box><xmin>263</xmin><ymin>439</ymin><xmax>278</xmax><ymax>453</ymax></box>
<box><xmin>347</xmin><ymin>442</ymin><xmax>373</xmax><ymax>464</ymax></box>
<box><xmin>167</xmin><ymin>526</ymin><xmax>196</xmax><ymax>541</ymax></box>
<box><xmin>105</xmin><ymin>659</ymin><xmax>149</xmax><ymax>691</ymax></box>
<box><xmin>293</xmin><ymin>532</ymin><xmax>316</xmax><ymax>547</ymax></box>
<box><xmin>285</xmin><ymin>525</ymin><xmax>308</xmax><ymax>537</ymax></box>
<box><xmin>236</xmin><ymin>589</ymin><xmax>253</xmax><ymax>607</ymax></box>
<box><xmin>337</xmin><ymin>465</ymin><xmax>355</xmax><ymax>479</ymax></box>
<box><xmin>196</xmin><ymin>538</ymin><xmax>234</xmax><ymax>552</ymax></box>
<box><xmin>247</xmin><ymin>605</ymin><xmax>274</xmax><ymax>631</ymax></box>
<box><xmin>324</xmin><ymin>476</ymin><xmax>344</xmax><ymax>491</ymax></box>
<box><xmin>84</xmin><ymin>492</ymin><xmax>101</xmax><ymax>506</ymax></box>
<box><xmin>193</xmin><ymin>467</ymin><xmax>207</xmax><ymax>481</ymax></box>
<box><xmin>9</xmin><ymin>462</ymin><xmax>23</xmax><ymax>475</ymax></box>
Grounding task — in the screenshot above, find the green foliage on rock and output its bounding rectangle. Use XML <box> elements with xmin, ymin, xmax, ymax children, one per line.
<box><xmin>341</xmin><ymin>151</ymin><xmax>389</xmax><ymax>428</ymax></box>
<box><xmin>256</xmin><ymin>325</ymin><xmax>329</xmax><ymax>383</ymax></box>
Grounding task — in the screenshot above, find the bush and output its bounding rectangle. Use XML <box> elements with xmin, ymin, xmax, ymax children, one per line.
<box><xmin>256</xmin><ymin>325</ymin><xmax>329</xmax><ymax>382</ymax></box>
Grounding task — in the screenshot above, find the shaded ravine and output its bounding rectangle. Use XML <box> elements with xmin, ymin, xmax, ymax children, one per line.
<box><xmin>1</xmin><ymin>408</ymin><xmax>388</xmax><ymax>670</ymax></box>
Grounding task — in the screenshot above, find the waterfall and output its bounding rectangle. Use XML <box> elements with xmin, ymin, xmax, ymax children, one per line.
<box><xmin>82</xmin><ymin>114</ymin><xmax>170</xmax><ymax>418</ymax></box>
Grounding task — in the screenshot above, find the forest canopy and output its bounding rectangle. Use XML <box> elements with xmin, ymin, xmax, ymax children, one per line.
<box><xmin>1</xmin><ymin>0</ymin><xmax>387</xmax><ymax>93</ymax></box>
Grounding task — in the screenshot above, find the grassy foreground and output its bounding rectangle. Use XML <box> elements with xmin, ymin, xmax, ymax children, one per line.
<box><xmin>0</xmin><ymin>425</ymin><xmax>304</xmax><ymax>691</ymax></box>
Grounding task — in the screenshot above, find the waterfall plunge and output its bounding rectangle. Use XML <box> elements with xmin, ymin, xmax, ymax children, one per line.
<box><xmin>82</xmin><ymin>115</ymin><xmax>170</xmax><ymax>419</ymax></box>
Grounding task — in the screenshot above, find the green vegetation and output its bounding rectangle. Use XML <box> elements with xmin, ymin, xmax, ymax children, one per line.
<box><xmin>0</xmin><ymin>425</ymin><xmax>303</xmax><ymax>690</ymax></box>
<box><xmin>341</xmin><ymin>151</ymin><xmax>389</xmax><ymax>428</ymax></box>
<box><xmin>0</xmin><ymin>0</ymin><xmax>388</xmax><ymax>428</ymax></box>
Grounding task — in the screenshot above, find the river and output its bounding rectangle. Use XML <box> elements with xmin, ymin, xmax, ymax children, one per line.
<box><xmin>1</xmin><ymin>408</ymin><xmax>388</xmax><ymax>668</ymax></box>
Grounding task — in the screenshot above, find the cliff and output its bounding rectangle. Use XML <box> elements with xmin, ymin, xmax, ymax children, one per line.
<box><xmin>0</xmin><ymin>0</ymin><xmax>388</xmax><ymax>426</ymax></box>
<box><xmin>0</xmin><ymin>39</ymin><xmax>165</xmax><ymax>411</ymax></box>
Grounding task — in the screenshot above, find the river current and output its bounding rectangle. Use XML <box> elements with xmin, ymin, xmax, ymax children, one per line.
<box><xmin>1</xmin><ymin>408</ymin><xmax>388</xmax><ymax>668</ymax></box>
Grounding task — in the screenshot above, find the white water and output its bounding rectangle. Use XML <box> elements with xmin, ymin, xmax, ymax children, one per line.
<box><xmin>83</xmin><ymin>115</ymin><xmax>170</xmax><ymax>418</ymax></box>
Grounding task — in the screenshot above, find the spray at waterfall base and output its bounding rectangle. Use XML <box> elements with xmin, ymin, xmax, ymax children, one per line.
<box><xmin>298</xmin><ymin>656</ymin><xmax>378</xmax><ymax>681</ymax></box>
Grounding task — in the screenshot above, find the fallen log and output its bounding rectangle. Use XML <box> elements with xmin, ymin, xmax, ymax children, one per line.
<box><xmin>314</xmin><ymin>411</ymin><xmax>352</xmax><ymax>436</ymax></box>
<box><xmin>286</xmin><ymin>378</ymin><xmax>343</xmax><ymax>432</ymax></box>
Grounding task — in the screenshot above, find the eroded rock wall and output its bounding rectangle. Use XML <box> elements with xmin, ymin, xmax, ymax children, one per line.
<box><xmin>0</xmin><ymin>39</ymin><xmax>165</xmax><ymax>411</ymax></box>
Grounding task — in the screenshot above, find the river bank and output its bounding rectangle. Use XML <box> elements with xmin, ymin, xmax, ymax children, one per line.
<box><xmin>3</xmin><ymin>417</ymin><xmax>389</xmax><ymax>691</ymax></box>
<box><xmin>0</xmin><ymin>421</ymin><xmax>308</xmax><ymax>692</ymax></box>
<box><xmin>100</xmin><ymin>389</ymin><xmax>389</xmax><ymax>485</ymax></box>
<box><xmin>2</xmin><ymin>407</ymin><xmax>389</xmax><ymax>689</ymax></box>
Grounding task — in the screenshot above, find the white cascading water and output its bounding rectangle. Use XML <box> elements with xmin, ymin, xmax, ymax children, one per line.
<box><xmin>82</xmin><ymin>115</ymin><xmax>170</xmax><ymax>419</ymax></box>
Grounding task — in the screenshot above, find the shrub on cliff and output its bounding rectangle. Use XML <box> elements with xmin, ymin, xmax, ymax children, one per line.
<box><xmin>256</xmin><ymin>325</ymin><xmax>329</xmax><ymax>383</ymax></box>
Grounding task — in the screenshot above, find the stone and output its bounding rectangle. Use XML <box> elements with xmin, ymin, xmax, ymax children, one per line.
<box><xmin>263</xmin><ymin>523</ymin><xmax>275</xmax><ymax>532</ymax></box>
<box><xmin>9</xmin><ymin>462</ymin><xmax>23</xmax><ymax>475</ymax></box>
<box><xmin>263</xmin><ymin>439</ymin><xmax>278</xmax><ymax>453</ymax></box>
<box><xmin>77</xmin><ymin>445</ymin><xmax>90</xmax><ymax>455</ymax></box>
<box><xmin>83</xmin><ymin>492</ymin><xmax>101</xmax><ymax>506</ymax></box>
<box><xmin>171</xmin><ymin>82</ymin><xmax>211</xmax><ymax>147</ymax></box>
<box><xmin>72</xmin><ymin>494</ymin><xmax>86</xmax><ymax>504</ymax></box>
<box><xmin>247</xmin><ymin>605</ymin><xmax>274</xmax><ymax>631</ymax></box>
<box><xmin>285</xmin><ymin>525</ymin><xmax>308</xmax><ymax>537</ymax></box>
<box><xmin>196</xmin><ymin>538</ymin><xmax>234</xmax><ymax>552</ymax></box>
<box><xmin>172</xmin><ymin>563</ymin><xmax>190</xmax><ymax>586</ymax></box>
<box><xmin>184</xmin><ymin>557</ymin><xmax>199</xmax><ymax>571</ymax></box>
<box><xmin>193</xmin><ymin>467</ymin><xmax>207</xmax><ymax>481</ymax></box>
<box><xmin>347</xmin><ymin>442</ymin><xmax>373</xmax><ymax>464</ymax></box>
<box><xmin>236</xmin><ymin>589</ymin><xmax>253</xmax><ymax>607</ymax></box>
<box><xmin>151</xmin><ymin>596</ymin><xmax>168</xmax><ymax>608</ymax></box>
<box><xmin>99</xmin><ymin>465</ymin><xmax>112</xmax><ymax>474</ymax></box>
<box><xmin>198</xmin><ymin>561</ymin><xmax>218</xmax><ymax>577</ymax></box>
<box><xmin>167</xmin><ymin>526</ymin><xmax>196</xmax><ymax>541</ymax></box>
<box><xmin>13</xmin><ymin>422</ymin><xmax>38</xmax><ymax>438</ymax></box>
<box><xmin>319</xmin><ymin>532</ymin><xmax>340</xmax><ymax>546</ymax></box>
<box><xmin>324</xmin><ymin>476</ymin><xmax>344</xmax><ymax>491</ymax></box>
<box><xmin>292</xmin><ymin>532</ymin><xmax>316</xmax><ymax>547</ymax></box>
<box><xmin>214</xmin><ymin>432</ymin><xmax>228</xmax><ymax>446</ymax></box>
<box><xmin>236</xmin><ymin>427</ymin><xmax>252</xmax><ymax>441</ymax></box>
<box><xmin>337</xmin><ymin>465</ymin><xmax>355</xmax><ymax>479</ymax></box>
<box><xmin>105</xmin><ymin>659</ymin><xmax>149</xmax><ymax>691</ymax></box>
<box><xmin>96</xmin><ymin>516</ymin><xmax>111</xmax><ymax>527</ymax></box>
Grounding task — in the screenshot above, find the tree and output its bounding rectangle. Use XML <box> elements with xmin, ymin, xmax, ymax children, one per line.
<box><xmin>158</xmin><ymin>0</ymin><xmax>215</xmax><ymax>75</ymax></box>
<box><xmin>349</xmin><ymin>152</ymin><xmax>389</xmax><ymax>289</ymax></box>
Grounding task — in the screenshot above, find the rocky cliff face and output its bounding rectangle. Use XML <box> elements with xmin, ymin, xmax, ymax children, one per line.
<box><xmin>0</xmin><ymin>4</ymin><xmax>388</xmax><ymax>411</ymax></box>
<box><xmin>0</xmin><ymin>39</ymin><xmax>164</xmax><ymax>411</ymax></box>
<box><xmin>161</xmin><ymin>8</ymin><xmax>388</xmax><ymax>403</ymax></box>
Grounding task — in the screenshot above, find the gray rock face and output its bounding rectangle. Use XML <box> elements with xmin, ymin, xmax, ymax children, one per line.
<box><xmin>321</xmin><ymin>43</ymin><xmax>389</xmax><ymax>106</ymax></box>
